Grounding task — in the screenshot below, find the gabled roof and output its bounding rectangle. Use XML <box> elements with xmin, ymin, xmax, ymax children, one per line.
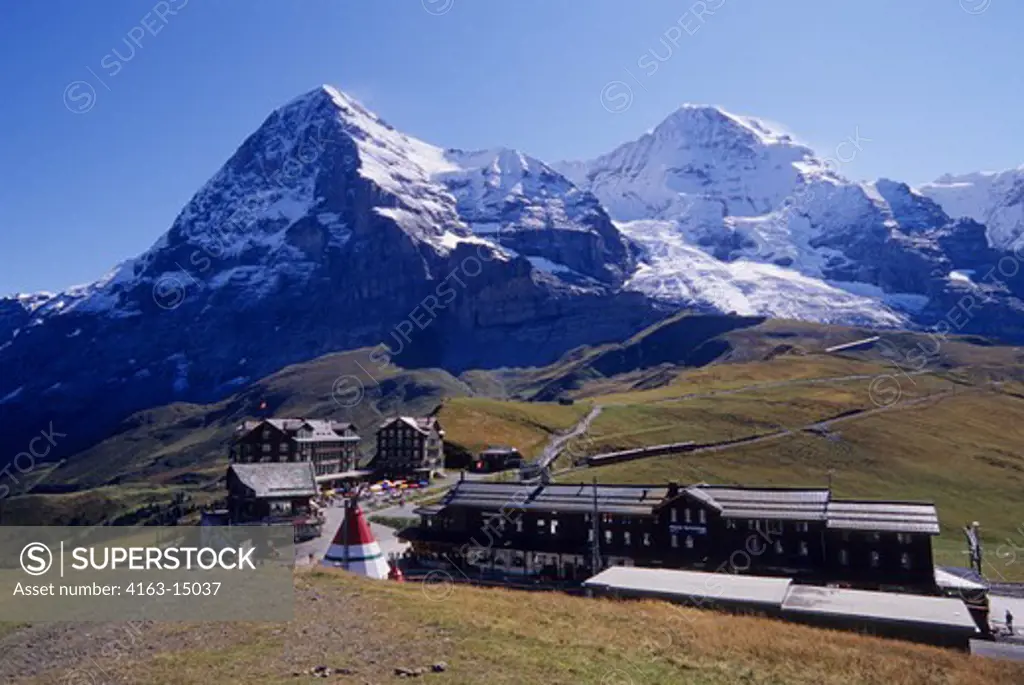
<box><xmin>379</xmin><ymin>416</ymin><xmax>441</xmax><ymax>436</ymax></box>
<box><xmin>427</xmin><ymin>482</ymin><xmax>941</xmax><ymax>534</ymax></box>
<box><xmin>686</xmin><ymin>486</ymin><xmax>831</xmax><ymax>521</ymax></box>
<box><xmin>236</xmin><ymin>418</ymin><xmax>359</xmax><ymax>443</ymax></box>
<box><xmin>229</xmin><ymin>463</ymin><xmax>317</xmax><ymax>498</ymax></box>
<box><xmin>826</xmin><ymin>500</ymin><xmax>940</xmax><ymax>535</ymax></box>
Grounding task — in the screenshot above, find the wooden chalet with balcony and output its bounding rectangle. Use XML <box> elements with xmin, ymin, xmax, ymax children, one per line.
<box><xmin>398</xmin><ymin>480</ymin><xmax>942</xmax><ymax>591</ymax></box>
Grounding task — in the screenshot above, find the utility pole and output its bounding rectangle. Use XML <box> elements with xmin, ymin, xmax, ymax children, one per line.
<box><xmin>343</xmin><ymin>491</ymin><xmax>352</xmax><ymax>571</ymax></box>
<box><xmin>590</xmin><ymin>478</ymin><xmax>601</xmax><ymax>575</ymax></box>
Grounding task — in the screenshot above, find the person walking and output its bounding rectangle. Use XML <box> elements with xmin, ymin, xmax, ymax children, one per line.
<box><xmin>1007</xmin><ymin>609</ymin><xmax>1014</xmax><ymax>636</ymax></box>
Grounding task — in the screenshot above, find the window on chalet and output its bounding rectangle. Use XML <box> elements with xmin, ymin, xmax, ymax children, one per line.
<box><xmin>671</xmin><ymin>534</ymin><xmax>679</xmax><ymax>549</ymax></box>
<box><xmin>588</xmin><ymin>529</ymin><xmax>594</xmax><ymax>543</ymax></box>
<box><xmin>799</xmin><ymin>541</ymin><xmax>809</xmax><ymax>557</ymax></box>
<box><xmin>684</xmin><ymin>508</ymin><xmax>692</xmax><ymax>523</ymax></box>
<box><xmin>537</xmin><ymin>518</ymin><xmax>546</xmax><ymax>532</ymax></box>
<box><xmin>643</xmin><ymin>532</ymin><xmax>651</xmax><ymax>547</ymax></box>
<box><xmin>870</xmin><ymin>551</ymin><xmax>881</xmax><ymax>568</ymax></box>
<box><xmin>839</xmin><ymin>549</ymin><xmax>849</xmax><ymax>566</ymax></box>
<box><xmin>262</xmin><ymin>428</ymin><xmax>270</xmax><ymax>439</ymax></box>
<box><xmin>698</xmin><ymin>509</ymin><xmax>706</xmax><ymax>524</ymax></box>
<box><xmin>515</xmin><ymin>519</ymin><xmax>523</xmax><ymax>533</ymax></box>
<box><xmin>774</xmin><ymin>540</ymin><xmax>783</xmax><ymax>555</ymax></box>
<box><xmin>670</xmin><ymin>509</ymin><xmax>677</xmax><ymax>524</ymax></box>
<box><xmin>897</xmin><ymin>533</ymin><xmax>911</xmax><ymax>545</ymax></box>
<box><xmin>725</xmin><ymin>519</ymin><xmax>737</xmax><ymax>530</ymax></box>
<box><xmin>901</xmin><ymin>552</ymin><xmax>912</xmax><ymax>570</ymax></box>
<box><xmin>624</xmin><ymin>532</ymin><xmax>631</xmax><ymax>546</ymax></box>
<box><xmin>550</xmin><ymin>520</ymin><xmax>558</xmax><ymax>535</ymax></box>
<box><xmin>262</xmin><ymin>444</ymin><xmax>271</xmax><ymax>453</ymax></box>
<box><xmin>796</xmin><ymin>522</ymin><xmax>809</xmax><ymax>533</ymax></box>
<box><xmin>604</xmin><ymin>530</ymin><xmax>613</xmax><ymax>545</ymax></box>
<box><xmin>685</xmin><ymin>535</ymin><xmax>694</xmax><ymax>549</ymax></box>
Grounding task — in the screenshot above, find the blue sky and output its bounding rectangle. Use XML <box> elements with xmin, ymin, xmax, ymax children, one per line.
<box><xmin>0</xmin><ymin>0</ymin><xmax>1019</xmax><ymax>294</ymax></box>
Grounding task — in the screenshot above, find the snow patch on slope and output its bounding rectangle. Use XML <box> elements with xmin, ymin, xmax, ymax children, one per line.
<box><xmin>621</xmin><ymin>220</ymin><xmax>914</xmax><ymax>326</ymax></box>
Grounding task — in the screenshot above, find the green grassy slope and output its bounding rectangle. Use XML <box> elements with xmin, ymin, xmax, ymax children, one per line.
<box><xmin>587</xmin><ymin>385</ymin><xmax>1024</xmax><ymax>577</ymax></box>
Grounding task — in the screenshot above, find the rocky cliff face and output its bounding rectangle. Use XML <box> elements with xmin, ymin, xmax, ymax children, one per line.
<box><xmin>438</xmin><ymin>148</ymin><xmax>635</xmax><ymax>286</ymax></box>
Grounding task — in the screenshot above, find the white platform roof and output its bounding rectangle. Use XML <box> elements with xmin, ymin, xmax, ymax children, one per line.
<box><xmin>782</xmin><ymin>585</ymin><xmax>977</xmax><ymax>632</ymax></box>
<box><xmin>584</xmin><ymin>566</ymin><xmax>793</xmax><ymax>608</ymax></box>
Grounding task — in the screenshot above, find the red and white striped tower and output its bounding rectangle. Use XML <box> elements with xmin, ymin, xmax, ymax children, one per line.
<box><xmin>321</xmin><ymin>499</ymin><xmax>389</xmax><ymax>579</ymax></box>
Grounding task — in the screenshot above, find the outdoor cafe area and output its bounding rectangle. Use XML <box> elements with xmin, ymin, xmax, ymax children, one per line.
<box><xmin>319</xmin><ymin>478</ymin><xmax>432</xmax><ymax>507</ymax></box>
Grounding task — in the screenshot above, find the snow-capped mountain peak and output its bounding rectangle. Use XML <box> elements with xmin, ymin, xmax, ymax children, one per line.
<box><xmin>555</xmin><ymin>103</ymin><xmax>823</xmax><ymax>225</ymax></box>
<box><xmin>918</xmin><ymin>165</ymin><xmax>1024</xmax><ymax>249</ymax></box>
<box><xmin>554</xmin><ymin>102</ymin><xmax>1024</xmax><ymax>327</ymax></box>
<box><xmin>650</xmin><ymin>103</ymin><xmax>796</xmax><ymax>147</ymax></box>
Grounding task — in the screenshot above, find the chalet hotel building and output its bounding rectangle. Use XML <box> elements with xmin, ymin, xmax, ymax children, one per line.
<box><xmin>400</xmin><ymin>480</ymin><xmax>942</xmax><ymax>590</ymax></box>
<box><xmin>231</xmin><ymin>419</ymin><xmax>366</xmax><ymax>485</ymax></box>
<box><xmin>374</xmin><ymin>416</ymin><xmax>445</xmax><ymax>480</ymax></box>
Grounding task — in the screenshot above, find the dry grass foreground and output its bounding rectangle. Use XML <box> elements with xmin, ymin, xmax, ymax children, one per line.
<box><xmin>2</xmin><ymin>569</ymin><xmax>1023</xmax><ymax>684</ymax></box>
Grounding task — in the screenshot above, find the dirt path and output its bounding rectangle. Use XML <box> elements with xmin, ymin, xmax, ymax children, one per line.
<box><xmin>534</xmin><ymin>405</ymin><xmax>603</xmax><ymax>470</ymax></box>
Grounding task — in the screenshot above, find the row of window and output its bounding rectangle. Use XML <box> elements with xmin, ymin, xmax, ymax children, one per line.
<box><xmin>380</xmin><ymin>437</ymin><xmax>421</xmax><ymax>448</ymax></box>
<box><xmin>838</xmin><ymin>549</ymin><xmax>914</xmax><ymax>570</ymax></box>
<box><xmin>380</xmin><ymin>449</ymin><xmax>425</xmax><ymax>458</ymax></box>
<box><xmin>240</xmin><ymin>445</ymin><xmax>354</xmax><ymax>459</ymax></box>
<box><xmin>467</xmin><ymin>522</ymin><xmax>913</xmax><ymax>570</ymax></box>
<box><xmin>669</xmin><ymin>507</ymin><xmax>708</xmax><ymax>525</ymax></box>
<box><xmin>313</xmin><ymin>461</ymin><xmax>353</xmax><ymax>476</ymax></box>
<box><xmin>721</xmin><ymin>518</ymin><xmax>809</xmax><ymax>533</ymax></box>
